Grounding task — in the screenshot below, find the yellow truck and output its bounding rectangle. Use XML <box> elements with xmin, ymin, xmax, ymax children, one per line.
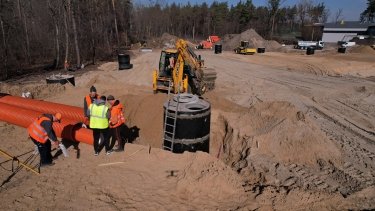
<box><xmin>234</xmin><ymin>41</ymin><xmax>256</xmax><ymax>55</ymax></box>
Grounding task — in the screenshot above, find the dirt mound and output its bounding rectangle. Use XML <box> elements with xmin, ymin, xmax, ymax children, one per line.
<box><xmin>175</xmin><ymin>151</ymin><xmax>253</xmax><ymax>209</ymax></box>
<box><xmin>145</xmin><ymin>33</ymin><xmax>179</xmax><ymax>48</ymax></box>
<box><xmin>213</xmin><ymin>100</ymin><xmax>341</xmax><ymax>169</ymax></box>
<box><xmin>0</xmin><ymin>83</ymin><xmax>66</xmax><ymax>99</ymax></box>
<box><xmin>221</xmin><ymin>29</ymin><xmax>281</xmax><ymax>51</ymax></box>
<box><xmin>348</xmin><ymin>45</ymin><xmax>375</xmax><ymax>54</ymax></box>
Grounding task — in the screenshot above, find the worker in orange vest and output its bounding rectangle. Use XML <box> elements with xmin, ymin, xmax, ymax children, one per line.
<box><xmin>28</xmin><ymin>113</ymin><xmax>62</xmax><ymax>167</ymax></box>
<box><xmin>83</xmin><ymin>86</ymin><xmax>100</xmax><ymax>126</ymax></box>
<box><xmin>107</xmin><ymin>95</ymin><xmax>126</xmax><ymax>152</ymax></box>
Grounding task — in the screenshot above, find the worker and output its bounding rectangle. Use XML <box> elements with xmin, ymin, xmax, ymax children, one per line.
<box><xmin>64</xmin><ymin>60</ymin><xmax>69</xmax><ymax>70</ymax></box>
<box><xmin>166</xmin><ymin>56</ymin><xmax>175</xmax><ymax>76</ymax></box>
<box><xmin>83</xmin><ymin>85</ymin><xmax>100</xmax><ymax>127</ymax></box>
<box><xmin>27</xmin><ymin>113</ymin><xmax>62</xmax><ymax>167</ymax></box>
<box><xmin>88</xmin><ymin>95</ymin><xmax>111</xmax><ymax>156</ymax></box>
<box><xmin>107</xmin><ymin>95</ymin><xmax>126</xmax><ymax>152</ymax></box>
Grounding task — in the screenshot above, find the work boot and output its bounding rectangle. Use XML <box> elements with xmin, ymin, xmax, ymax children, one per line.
<box><xmin>40</xmin><ymin>162</ymin><xmax>55</xmax><ymax>168</ymax></box>
<box><xmin>114</xmin><ymin>147</ymin><xmax>124</xmax><ymax>152</ymax></box>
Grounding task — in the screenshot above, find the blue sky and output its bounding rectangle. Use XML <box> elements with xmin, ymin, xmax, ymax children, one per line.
<box><xmin>134</xmin><ymin>0</ymin><xmax>367</xmax><ymax>21</ymax></box>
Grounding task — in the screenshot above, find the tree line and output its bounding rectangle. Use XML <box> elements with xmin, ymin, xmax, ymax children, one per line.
<box><xmin>133</xmin><ymin>0</ymin><xmax>330</xmax><ymax>41</ymax></box>
<box><xmin>0</xmin><ymin>0</ymin><xmax>360</xmax><ymax>80</ymax></box>
<box><xmin>0</xmin><ymin>0</ymin><xmax>131</xmax><ymax>80</ymax></box>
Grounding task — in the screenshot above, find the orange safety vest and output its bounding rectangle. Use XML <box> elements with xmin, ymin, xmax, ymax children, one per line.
<box><xmin>28</xmin><ymin>116</ymin><xmax>50</xmax><ymax>144</ymax></box>
<box><xmin>85</xmin><ymin>94</ymin><xmax>100</xmax><ymax>107</ymax></box>
<box><xmin>109</xmin><ymin>103</ymin><xmax>125</xmax><ymax>128</ymax></box>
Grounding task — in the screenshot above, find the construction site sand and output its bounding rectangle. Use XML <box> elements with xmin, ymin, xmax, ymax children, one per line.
<box><xmin>0</xmin><ymin>49</ymin><xmax>375</xmax><ymax>210</ymax></box>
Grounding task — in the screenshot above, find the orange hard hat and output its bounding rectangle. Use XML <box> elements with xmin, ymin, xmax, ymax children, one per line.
<box><xmin>54</xmin><ymin>113</ymin><xmax>62</xmax><ymax>122</ymax></box>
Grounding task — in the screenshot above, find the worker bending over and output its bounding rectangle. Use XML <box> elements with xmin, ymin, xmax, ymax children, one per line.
<box><xmin>88</xmin><ymin>95</ymin><xmax>111</xmax><ymax>156</ymax></box>
<box><xmin>28</xmin><ymin>113</ymin><xmax>62</xmax><ymax>167</ymax></box>
<box><xmin>107</xmin><ymin>95</ymin><xmax>126</xmax><ymax>152</ymax></box>
<box><xmin>83</xmin><ymin>85</ymin><xmax>100</xmax><ymax>126</ymax></box>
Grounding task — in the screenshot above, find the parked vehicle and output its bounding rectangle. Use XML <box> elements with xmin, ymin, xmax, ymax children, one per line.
<box><xmin>341</xmin><ymin>42</ymin><xmax>356</xmax><ymax>47</ymax></box>
<box><xmin>196</xmin><ymin>36</ymin><xmax>220</xmax><ymax>49</ymax></box>
<box><xmin>234</xmin><ymin>41</ymin><xmax>256</xmax><ymax>55</ymax></box>
<box><xmin>294</xmin><ymin>41</ymin><xmax>324</xmax><ymax>50</ymax></box>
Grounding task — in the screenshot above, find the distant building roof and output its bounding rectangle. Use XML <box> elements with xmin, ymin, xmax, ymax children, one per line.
<box><xmin>324</xmin><ymin>21</ymin><xmax>375</xmax><ymax>30</ymax></box>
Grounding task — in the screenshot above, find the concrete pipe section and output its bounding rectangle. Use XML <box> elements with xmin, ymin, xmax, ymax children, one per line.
<box><xmin>0</xmin><ymin>93</ymin><xmax>85</xmax><ymax>123</ymax></box>
<box><xmin>0</xmin><ymin>102</ymin><xmax>93</xmax><ymax>145</ymax></box>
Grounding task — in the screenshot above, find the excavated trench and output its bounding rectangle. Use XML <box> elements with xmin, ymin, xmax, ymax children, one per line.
<box><xmin>1</xmin><ymin>81</ymin><xmax>373</xmax><ymax>201</ymax></box>
<box><xmin>211</xmin><ymin>101</ymin><xmax>375</xmax><ymax>198</ymax></box>
<box><xmin>119</xmin><ymin>91</ymin><xmax>375</xmax><ymax>198</ymax></box>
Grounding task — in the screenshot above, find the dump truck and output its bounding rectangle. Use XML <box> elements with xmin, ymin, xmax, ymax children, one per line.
<box><xmin>341</xmin><ymin>41</ymin><xmax>356</xmax><ymax>47</ymax></box>
<box><xmin>234</xmin><ymin>41</ymin><xmax>257</xmax><ymax>55</ymax></box>
<box><xmin>153</xmin><ymin>39</ymin><xmax>217</xmax><ymax>95</ymax></box>
<box><xmin>196</xmin><ymin>35</ymin><xmax>220</xmax><ymax>49</ymax></box>
<box><xmin>294</xmin><ymin>40</ymin><xmax>324</xmax><ymax>50</ymax></box>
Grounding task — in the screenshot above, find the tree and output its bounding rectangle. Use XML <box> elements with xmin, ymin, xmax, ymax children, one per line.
<box><xmin>333</xmin><ymin>8</ymin><xmax>343</xmax><ymax>23</ymax></box>
<box><xmin>309</xmin><ymin>2</ymin><xmax>329</xmax><ymax>23</ymax></box>
<box><xmin>71</xmin><ymin>0</ymin><xmax>80</xmax><ymax>67</ymax></box>
<box><xmin>268</xmin><ymin>0</ymin><xmax>284</xmax><ymax>38</ymax></box>
<box><xmin>297</xmin><ymin>0</ymin><xmax>312</xmax><ymax>27</ymax></box>
<box><xmin>47</xmin><ymin>0</ymin><xmax>61</xmax><ymax>69</ymax></box>
<box><xmin>63</xmin><ymin>0</ymin><xmax>70</xmax><ymax>70</ymax></box>
<box><xmin>361</xmin><ymin>0</ymin><xmax>375</xmax><ymax>22</ymax></box>
<box><xmin>111</xmin><ymin>0</ymin><xmax>120</xmax><ymax>48</ymax></box>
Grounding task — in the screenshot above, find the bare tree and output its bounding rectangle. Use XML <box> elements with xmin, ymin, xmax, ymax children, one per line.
<box><xmin>64</xmin><ymin>0</ymin><xmax>70</xmax><ymax>70</ymax></box>
<box><xmin>268</xmin><ymin>0</ymin><xmax>285</xmax><ymax>38</ymax></box>
<box><xmin>18</xmin><ymin>0</ymin><xmax>31</xmax><ymax>64</ymax></box>
<box><xmin>111</xmin><ymin>0</ymin><xmax>120</xmax><ymax>49</ymax></box>
<box><xmin>297</xmin><ymin>0</ymin><xmax>312</xmax><ymax>27</ymax></box>
<box><xmin>0</xmin><ymin>17</ymin><xmax>8</xmax><ymax>79</ymax></box>
<box><xmin>47</xmin><ymin>0</ymin><xmax>61</xmax><ymax>69</ymax></box>
<box><xmin>71</xmin><ymin>0</ymin><xmax>80</xmax><ymax>67</ymax></box>
<box><xmin>334</xmin><ymin>8</ymin><xmax>343</xmax><ymax>23</ymax></box>
<box><xmin>89</xmin><ymin>0</ymin><xmax>96</xmax><ymax>64</ymax></box>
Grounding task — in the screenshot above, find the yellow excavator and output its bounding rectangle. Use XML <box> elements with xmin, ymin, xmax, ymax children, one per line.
<box><xmin>152</xmin><ymin>39</ymin><xmax>216</xmax><ymax>95</ymax></box>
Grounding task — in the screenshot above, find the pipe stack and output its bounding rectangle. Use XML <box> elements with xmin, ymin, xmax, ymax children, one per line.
<box><xmin>0</xmin><ymin>93</ymin><xmax>93</xmax><ymax>145</ymax></box>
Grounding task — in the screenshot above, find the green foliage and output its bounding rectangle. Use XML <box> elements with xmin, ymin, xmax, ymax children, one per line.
<box><xmin>361</xmin><ymin>0</ymin><xmax>375</xmax><ymax>22</ymax></box>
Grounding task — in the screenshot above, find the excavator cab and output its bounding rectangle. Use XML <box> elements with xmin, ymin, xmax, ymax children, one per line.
<box><xmin>152</xmin><ymin>49</ymin><xmax>188</xmax><ymax>94</ymax></box>
<box><xmin>158</xmin><ymin>49</ymin><xmax>178</xmax><ymax>77</ymax></box>
<box><xmin>241</xmin><ymin>41</ymin><xmax>250</xmax><ymax>48</ymax></box>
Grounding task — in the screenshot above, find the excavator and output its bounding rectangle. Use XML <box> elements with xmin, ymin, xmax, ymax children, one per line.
<box><xmin>152</xmin><ymin>39</ymin><xmax>217</xmax><ymax>95</ymax></box>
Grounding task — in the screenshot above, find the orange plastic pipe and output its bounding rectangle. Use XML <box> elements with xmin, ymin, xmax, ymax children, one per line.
<box><xmin>0</xmin><ymin>94</ymin><xmax>85</xmax><ymax>122</ymax></box>
<box><xmin>0</xmin><ymin>102</ymin><xmax>93</xmax><ymax>145</ymax></box>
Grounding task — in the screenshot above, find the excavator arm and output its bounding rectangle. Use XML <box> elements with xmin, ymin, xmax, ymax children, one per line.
<box><xmin>153</xmin><ymin>39</ymin><xmax>216</xmax><ymax>95</ymax></box>
<box><xmin>173</xmin><ymin>39</ymin><xmax>216</xmax><ymax>95</ymax></box>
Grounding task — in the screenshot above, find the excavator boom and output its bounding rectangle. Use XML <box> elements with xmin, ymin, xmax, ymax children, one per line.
<box><xmin>153</xmin><ymin>39</ymin><xmax>217</xmax><ymax>95</ymax></box>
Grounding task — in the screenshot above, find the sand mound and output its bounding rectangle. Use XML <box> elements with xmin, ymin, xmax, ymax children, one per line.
<box><xmin>221</xmin><ymin>29</ymin><xmax>281</xmax><ymax>51</ymax></box>
<box><xmin>348</xmin><ymin>45</ymin><xmax>375</xmax><ymax>54</ymax></box>
<box><xmin>145</xmin><ymin>33</ymin><xmax>179</xmax><ymax>49</ymax></box>
<box><xmin>0</xmin><ymin>83</ymin><xmax>66</xmax><ymax>99</ymax></box>
<box><xmin>175</xmin><ymin>151</ymin><xmax>253</xmax><ymax>209</ymax></box>
<box><xmin>214</xmin><ymin>101</ymin><xmax>341</xmax><ymax>170</ymax></box>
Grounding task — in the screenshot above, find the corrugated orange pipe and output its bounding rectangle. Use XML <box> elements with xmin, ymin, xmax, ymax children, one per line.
<box><xmin>0</xmin><ymin>93</ymin><xmax>85</xmax><ymax>122</ymax></box>
<box><xmin>0</xmin><ymin>102</ymin><xmax>93</xmax><ymax>145</ymax></box>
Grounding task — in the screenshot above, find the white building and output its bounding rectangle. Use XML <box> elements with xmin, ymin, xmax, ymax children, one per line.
<box><xmin>322</xmin><ymin>21</ymin><xmax>375</xmax><ymax>43</ymax></box>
